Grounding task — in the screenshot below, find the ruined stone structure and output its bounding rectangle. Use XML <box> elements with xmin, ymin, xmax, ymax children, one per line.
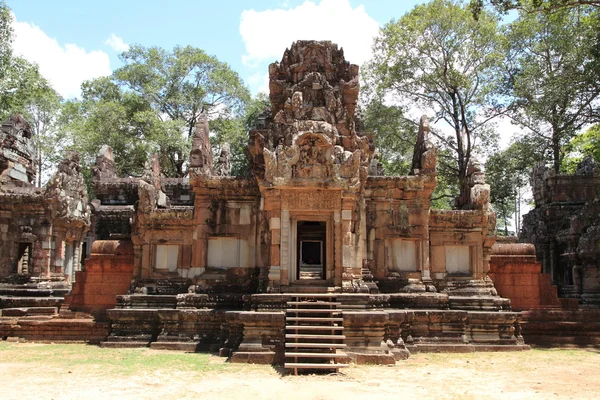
<box><xmin>1</xmin><ymin>42</ymin><xmax>531</xmax><ymax>368</ymax></box>
<box><xmin>521</xmin><ymin>157</ymin><xmax>600</xmax><ymax>306</ymax></box>
<box><xmin>0</xmin><ymin>115</ymin><xmax>90</xmax><ymax>283</ymax></box>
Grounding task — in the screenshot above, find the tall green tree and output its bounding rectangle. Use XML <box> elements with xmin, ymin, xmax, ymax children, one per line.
<box><xmin>486</xmin><ymin>135</ymin><xmax>547</xmax><ymax>234</ymax></box>
<box><xmin>64</xmin><ymin>45</ymin><xmax>251</xmax><ymax>177</ymax></box>
<box><xmin>0</xmin><ymin>1</ymin><xmax>12</xmax><ymax>74</ymax></box>
<box><xmin>1</xmin><ymin>1</ymin><xmax>63</xmax><ymax>185</ymax></box>
<box><xmin>361</xmin><ymin>100</ymin><xmax>417</xmax><ymax>176</ymax></box>
<box><xmin>470</xmin><ymin>0</ymin><xmax>600</xmax><ymax>17</ymax></box>
<box><xmin>562</xmin><ymin>124</ymin><xmax>600</xmax><ymax>171</ymax></box>
<box><xmin>61</xmin><ymin>78</ymin><xmax>184</xmax><ymax>178</ymax></box>
<box><xmin>25</xmin><ymin>83</ymin><xmax>63</xmax><ymax>186</ymax></box>
<box><xmin>364</xmin><ymin>0</ymin><xmax>505</xmax><ymax>206</ymax></box>
<box><xmin>504</xmin><ymin>4</ymin><xmax>600</xmax><ymax>173</ymax></box>
<box><xmin>115</xmin><ymin>45</ymin><xmax>250</xmax><ymax>138</ymax></box>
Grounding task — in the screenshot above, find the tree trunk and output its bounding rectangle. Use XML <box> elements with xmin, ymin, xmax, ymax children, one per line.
<box><xmin>552</xmin><ymin>131</ymin><xmax>561</xmax><ymax>174</ymax></box>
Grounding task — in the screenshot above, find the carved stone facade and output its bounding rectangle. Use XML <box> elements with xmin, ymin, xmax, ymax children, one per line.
<box><xmin>0</xmin><ymin>115</ymin><xmax>90</xmax><ymax>284</ymax></box>
<box><xmin>1</xmin><ymin>42</ymin><xmax>531</xmax><ymax>359</ymax></box>
<box><xmin>521</xmin><ymin>156</ymin><xmax>600</xmax><ymax>306</ymax></box>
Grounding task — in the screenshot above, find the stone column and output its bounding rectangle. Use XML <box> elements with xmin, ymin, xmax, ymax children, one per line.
<box><xmin>268</xmin><ymin>213</ymin><xmax>282</xmax><ymax>286</ymax></box>
<box><xmin>279</xmin><ymin>210</ymin><xmax>290</xmax><ymax>284</ymax></box>
<box><xmin>53</xmin><ymin>233</ymin><xmax>65</xmax><ymax>275</ymax></box>
<box><xmin>334</xmin><ymin>211</ymin><xmax>342</xmax><ymax>285</ymax></box>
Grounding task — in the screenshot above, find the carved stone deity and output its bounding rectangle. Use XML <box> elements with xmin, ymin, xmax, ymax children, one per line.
<box><xmin>214</xmin><ymin>143</ymin><xmax>232</xmax><ymax>177</ymax></box>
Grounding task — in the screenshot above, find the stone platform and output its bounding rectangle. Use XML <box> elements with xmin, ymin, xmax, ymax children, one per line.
<box><xmin>98</xmin><ymin>292</ymin><xmax>528</xmax><ymax>365</ymax></box>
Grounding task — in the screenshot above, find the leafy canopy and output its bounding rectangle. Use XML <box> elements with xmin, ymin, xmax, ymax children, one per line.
<box><xmin>364</xmin><ymin>0</ymin><xmax>505</xmax><ymax>205</ymax></box>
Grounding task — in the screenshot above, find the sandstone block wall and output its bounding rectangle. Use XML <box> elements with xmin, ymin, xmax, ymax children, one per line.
<box><xmin>65</xmin><ymin>240</ymin><xmax>134</xmax><ymax>314</ymax></box>
<box><xmin>489</xmin><ymin>243</ymin><xmax>577</xmax><ymax>310</ymax></box>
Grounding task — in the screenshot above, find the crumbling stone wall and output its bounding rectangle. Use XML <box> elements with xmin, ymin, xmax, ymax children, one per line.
<box><xmin>521</xmin><ymin>157</ymin><xmax>600</xmax><ymax>306</ymax></box>
<box><xmin>0</xmin><ymin>115</ymin><xmax>90</xmax><ymax>282</ymax></box>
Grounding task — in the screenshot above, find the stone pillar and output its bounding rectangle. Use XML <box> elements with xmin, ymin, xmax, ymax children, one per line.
<box><xmin>268</xmin><ymin>214</ymin><xmax>281</xmax><ymax>286</ymax></box>
<box><xmin>334</xmin><ymin>211</ymin><xmax>342</xmax><ymax>285</ymax></box>
<box><xmin>341</xmin><ymin>207</ymin><xmax>357</xmax><ymax>291</ymax></box>
<box><xmin>53</xmin><ymin>233</ymin><xmax>65</xmax><ymax>275</ymax></box>
<box><xmin>279</xmin><ymin>210</ymin><xmax>290</xmax><ymax>284</ymax></box>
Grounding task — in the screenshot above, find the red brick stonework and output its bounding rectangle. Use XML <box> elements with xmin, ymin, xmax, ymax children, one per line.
<box><xmin>489</xmin><ymin>243</ymin><xmax>577</xmax><ymax>310</ymax></box>
<box><xmin>65</xmin><ymin>240</ymin><xmax>134</xmax><ymax>315</ymax></box>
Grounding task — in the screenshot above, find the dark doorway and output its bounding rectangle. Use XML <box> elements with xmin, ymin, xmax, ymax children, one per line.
<box><xmin>297</xmin><ymin>221</ymin><xmax>326</xmax><ymax>280</ymax></box>
<box><xmin>15</xmin><ymin>242</ymin><xmax>32</xmax><ymax>274</ymax></box>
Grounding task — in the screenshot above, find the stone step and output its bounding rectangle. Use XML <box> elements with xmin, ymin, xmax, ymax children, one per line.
<box><xmin>286</xmin><ymin>293</ymin><xmax>339</xmax><ymax>297</ymax></box>
<box><xmin>287</xmin><ymin>301</ymin><xmax>341</xmax><ymax>306</ymax></box>
<box><xmin>285</xmin><ymin>352</ymin><xmax>348</xmax><ymax>358</ymax></box>
<box><xmin>286</xmin><ymin>325</ymin><xmax>343</xmax><ymax>330</ymax></box>
<box><xmin>286</xmin><ymin>317</ymin><xmax>344</xmax><ymax>322</ymax></box>
<box><xmin>284</xmin><ymin>363</ymin><xmax>349</xmax><ymax>369</ymax></box>
<box><xmin>286</xmin><ymin>309</ymin><xmax>342</xmax><ymax>313</ymax></box>
<box><xmin>285</xmin><ymin>342</ymin><xmax>347</xmax><ymax>348</ymax></box>
<box><xmin>0</xmin><ymin>307</ymin><xmax>58</xmax><ymax>317</ymax></box>
<box><xmin>286</xmin><ymin>334</ymin><xmax>346</xmax><ymax>340</ymax></box>
<box><xmin>0</xmin><ymin>296</ymin><xmax>64</xmax><ymax>308</ymax></box>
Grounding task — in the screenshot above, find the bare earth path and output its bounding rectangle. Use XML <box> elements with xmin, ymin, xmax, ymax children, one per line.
<box><xmin>0</xmin><ymin>343</ymin><xmax>598</xmax><ymax>400</ymax></box>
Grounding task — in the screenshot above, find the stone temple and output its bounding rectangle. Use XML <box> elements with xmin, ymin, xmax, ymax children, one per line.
<box><xmin>1</xmin><ymin>41</ymin><xmax>598</xmax><ymax>371</ymax></box>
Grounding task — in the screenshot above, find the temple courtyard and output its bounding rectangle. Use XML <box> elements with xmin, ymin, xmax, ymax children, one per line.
<box><xmin>0</xmin><ymin>342</ymin><xmax>598</xmax><ymax>400</ymax></box>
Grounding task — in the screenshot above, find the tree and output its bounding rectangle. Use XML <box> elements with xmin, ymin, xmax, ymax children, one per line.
<box><xmin>470</xmin><ymin>0</ymin><xmax>600</xmax><ymax>18</ymax></box>
<box><xmin>61</xmin><ymin>80</ymin><xmax>184</xmax><ymax>178</ymax></box>
<box><xmin>115</xmin><ymin>45</ymin><xmax>250</xmax><ymax>138</ymax></box>
<box><xmin>504</xmin><ymin>5</ymin><xmax>600</xmax><ymax>173</ymax></box>
<box><xmin>364</xmin><ymin>0</ymin><xmax>505</xmax><ymax>206</ymax></box>
<box><xmin>0</xmin><ymin>1</ymin><xmax>12</xmax><ymax>74</ymax></box>
<box><xmin>361</xmin><ymin>100</ymin><xmax>417</xmax><ymax>176</ymax></box>
<box><xmin>486</xmin><ymin>135</ymin><xmax>547</xmax><ymax>234</ymax></box>
<box><xmin>562</xmin><ymin>124</ymin><xmax>600</xmax><ymax>171</ymax></box>
<box><xmin>0</xmin><ymin>1</ymin><xmax>64</xmax><ymax>185</ymax></box>
<box><xmin>65</xmin><ymin>45</ymin><xmax>251</xmax><ymax>177</ymax></box>
<box><xmin>25</xmin><ymin>82</ymin><xmax>63</xmax><ymax>186</ymax></box>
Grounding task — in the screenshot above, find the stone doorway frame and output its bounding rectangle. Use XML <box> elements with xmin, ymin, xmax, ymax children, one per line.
<box><xmin>286</xmin><ymin>212</ymin><xmax>334</xmax><ymax>284</ymax></box>
<box><xmin>297</xmin><ymin>221</ymin><xmax>327</xmax><ymax>280</ymax></box>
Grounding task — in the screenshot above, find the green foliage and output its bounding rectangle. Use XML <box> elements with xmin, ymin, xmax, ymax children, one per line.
<box><xmin>63</xmin><ymin>45</ymin><xmax>251</xmax><ymax>178</ymax></box>
<box><xmin>470</xmin><ymin>0</ymin><xmax>600</xmax><ymax>19</ymax></box>
<box><xmin>0</xmin><ymin>2</ymin><xmax>64</xmax><ymax>185</ymax></box>
<box><xmin>562</xmin><ymin>124</ymin><xmax>600</xmax><ymax>172</ymax></box>
<box><xmin>114</xmin><ymin>45</ymin><xmax>250</xmax><ymax>137</ymax></box>
<box><xmin>0</xmin><ymin>1</ymin><xmax>12</xmax><ymax>74</ymax></box>
<box><xmin>486</xmin><ymin>134</ymin><xmax>548</xmax><ymax>233</ymax></box>
<box><xmin>243</xmin><ymin>92</ymin><xmax>270</xmax><ymax>132</ymax></box>
<box><xmin>362</xmin><ymin>100</ymin><xmax>416</xmax><ymax>176</ymax></box>
<box><xmin>364</xmin><ymin>0</ymin><xmax>505</xmax><ymax>195</ymax></box>
<box><xmin>504</xmin><ymin>4</ymin><xmax>600</xmax><ymax>173</ymax></box>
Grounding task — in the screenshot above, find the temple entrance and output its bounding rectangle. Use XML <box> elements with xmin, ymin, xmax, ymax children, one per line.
<box><xmin>297</xmin><ymin>221</ymin><xmax>326</xmax><ymax>280</ymax></box>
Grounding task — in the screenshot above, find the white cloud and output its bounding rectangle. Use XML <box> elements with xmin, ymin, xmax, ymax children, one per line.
<box><xmin>105</xmin><ymin>33</ymin><xmax>130</xmax><ymax>53</ymax></box>
<box><xmin>11</xmin><ymin>13</ymin><xmax>111</xmax><ymax>99</ymax></box>
<box><xmin>239</xmin><ymin>0</ymin><xmax>380</xmax><ymax>68</ymax></box>
<box><xmin>247</xmin><ymin>72</ymin><xmax>270</xmax><ymax>95</ymax></box>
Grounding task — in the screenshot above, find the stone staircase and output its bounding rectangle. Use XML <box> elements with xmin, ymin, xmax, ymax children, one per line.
<box><xmin>284</xmin><ymin>294</ymin><xmax>348</xmax><ymax>374</ymax></box>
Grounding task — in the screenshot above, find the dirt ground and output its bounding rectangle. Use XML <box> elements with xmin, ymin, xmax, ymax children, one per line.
<box><xmin>1</xmin><ymin>344</ymin><xmax>599</xmax><ymax>400</ymax></box>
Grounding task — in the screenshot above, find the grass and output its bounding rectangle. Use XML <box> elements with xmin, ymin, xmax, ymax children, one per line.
<box><xmin>0</xmin><ymin>342</ymin><xmax>235</xmax><ymax>376</ymax></box>
<box><xmin>0</xmin><ymin>342</ymin><xmax>597</xmax><ymax>376</ymax></box>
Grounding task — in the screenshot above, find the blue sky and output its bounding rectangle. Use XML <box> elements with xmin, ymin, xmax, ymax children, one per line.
<box><xmin>6</xmin><ymin>0</ymin><xmax>425</xmax><ymax>98</ymax></box>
